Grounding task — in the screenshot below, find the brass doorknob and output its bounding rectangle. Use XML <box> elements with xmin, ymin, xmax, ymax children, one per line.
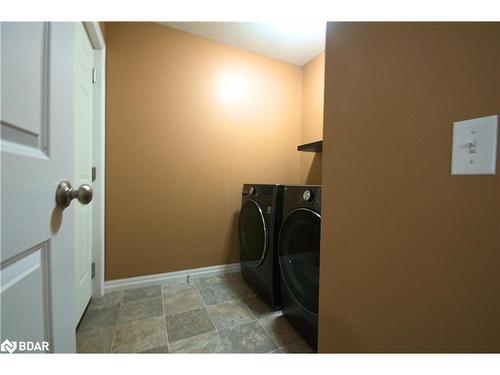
<box><xmin>55</xmin><ymin>181</ymin><xmax>93</xmax><ymax>209</ymax></box>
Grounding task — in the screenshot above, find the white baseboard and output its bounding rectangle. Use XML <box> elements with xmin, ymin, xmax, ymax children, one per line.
<box><xmin>104</xmin><ymin>262</ymin><xmax>241</xmax><ymax>293</ymax></box>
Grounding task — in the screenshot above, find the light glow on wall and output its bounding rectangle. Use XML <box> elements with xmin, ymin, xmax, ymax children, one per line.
<box><xmin>216</xmin><ymin>70</ymin><xmax>247</xmax><ymax>106</ymax></box>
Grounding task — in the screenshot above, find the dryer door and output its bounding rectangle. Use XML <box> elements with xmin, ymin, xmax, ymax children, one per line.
<box><xmin>279</xmin><ymin>208</ymin><xmax>321</xmax><ymax>314</ymax></box>
<box><xmin>239</xmin><ymin>199</ymin><xmax>267</xmax><ymax>268</ymax></box>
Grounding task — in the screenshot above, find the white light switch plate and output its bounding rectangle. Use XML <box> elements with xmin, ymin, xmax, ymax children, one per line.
<box><xmin>451</xmin><ymin>115</ymin><xmax>498</xmax><ymax>175</ymax></box>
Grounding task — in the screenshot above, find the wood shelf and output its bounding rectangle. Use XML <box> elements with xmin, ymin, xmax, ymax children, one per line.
<box><xmin>297</xmin><ymin>140</ymin><xmax>323</xmax><ymax>152</ymax></box>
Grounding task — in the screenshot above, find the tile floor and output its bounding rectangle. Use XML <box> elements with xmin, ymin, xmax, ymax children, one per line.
<box><xmin>76</xmin><ymin>272</ymin><xmax>314</xmax><ymax>353</ymax></box>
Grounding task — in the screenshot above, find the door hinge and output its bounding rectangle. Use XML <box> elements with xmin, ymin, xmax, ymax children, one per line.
<box><xmin>91</xmin><ymin>67</ymin><xmax>97</xmax><ymax>84</ymax></box>
<box><xmin>91</xmin><ymin>262</ymin><xmax>96</xmax><ymax>279</ymax></box>
<box><xmin>92</xmin><ymin>166</ymin><xmax>96</xmax><ymax>181</ymax></box>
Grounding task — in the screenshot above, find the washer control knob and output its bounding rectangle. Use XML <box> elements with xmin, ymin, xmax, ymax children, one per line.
<box><xmin>244</xmin><ymin>187</ymin><xmax>255</xmax><ymax>196</ymax></box>
<box><xmin>302</xmin><ymin>189</ymin><xmax>312</xmax><ymax>201</ymax></box>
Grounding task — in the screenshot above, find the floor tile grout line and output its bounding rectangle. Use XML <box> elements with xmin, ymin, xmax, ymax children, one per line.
<box><xmin>163</xmin><ymin>276</ymin><xmax>253</xmax><ymax>350</ymax></box>
<box><xmin>122</xmin><ymin>284</ymin><xmax>163</xmax><ymax>303</ymax></box>
<box><xmin>121</xmin><ymin>294</ymin><xmax>163</xmax><ymax>304</ymax></box>
<box><xmin>120</xmin><ymin>296</ymin><xmax>162</xmax><ymax>305</ymax></box>
<box><xmin>200</xmin><ymin>279</ymin><xmax>255</xmax><ymax>309</ymax></box>
<box><xmin>197</xmin><ymin>278</ymin><xmax>269</xmax><ymax>334</ymax></box>
<box><xmin>114</xmin><ymin>313</ymin><xmax>166</xmax><ymax>330</ymax></box>
<box><xmin>172</xmin><ymin>317</ymin><xmax>262</xmax><ymax>353</ymax></box>
<box><xmin>201</xmin><ymin>283</ymin><xmax>221</xmax><ymax>336</ymax></box>
<box><xmin>163</xmin><ymin>282</ymin><xmax>215</xmax><ymax>349</ymax></box>
<box><xmin>161</xmin><ymin>288</ymin><xmax>169</xmax><ymax>353</ymax></box>
<box><xmin>110</xmin><ymin>290</ymin><xmax>124</xmax><ymax>353</ymax></box>
<box><xmin>255</xmin><ymin>317</ymin><xmax>281</xmax><ymax>351</ymax></box>
<box><xmin>214</xmin><ymin>318</ymin><xmax>280</xmax><ymax>353</ymax></box>
<box><xmin>115</xmin><ymin>295</ymin><xmax>164</xmax><ymax>328</ymax></box>
<box><xmin>79</xmin><ymin>303</ymin><xmax>266</xmax><ymax>339</ymax></box>
<box><xmin>163</xmin><ymin>285</ymin><xmax>208</xmax><ymax>319</ymax></box>
<box><xmin>97</xmin><ymin>273</ymin><xmax>296</xmax><ymax>354</ymax></box>
<box><xmin>258</xmin><ymin>312</ymin><xmax>311</xmax><ymax>353</ymax></box>
<box><xmin>214</xmin><ymin>316</ymin><xmax>258</xmax><ymax>333</ymax></box>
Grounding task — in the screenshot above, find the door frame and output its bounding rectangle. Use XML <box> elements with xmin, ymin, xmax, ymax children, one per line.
<box><xmin>82</xmin><ymin>22</ymin><xmax>106</xmax><ymax>298</ymax></box>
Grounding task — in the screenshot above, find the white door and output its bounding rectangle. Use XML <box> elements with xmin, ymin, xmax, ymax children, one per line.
<box><xmin>1</xmin><ymin>22</ymin><xmax>90</xmax><ymax>353</ymax></box>
<box><xmin>74</xmin><ymin>22</ymin><xmax>94</xmax><ymax>325</ymax></box>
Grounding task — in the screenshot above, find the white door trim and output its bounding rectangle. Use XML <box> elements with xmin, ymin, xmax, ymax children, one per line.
<box><xmin>82</xmin><ymin>22</ymin><xmax>106</xmax><ymax>298</ymax></box>
<box><xmin>83</xmin><ymin>22</ymin><xmax>105</xmax><ymax>49</ymax></box>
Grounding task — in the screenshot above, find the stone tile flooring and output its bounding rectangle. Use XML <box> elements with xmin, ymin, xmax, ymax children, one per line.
<box><xmin>76</xmin><ymin>271</ymin><xmax>314</xmax><ymax>353</ymax></box>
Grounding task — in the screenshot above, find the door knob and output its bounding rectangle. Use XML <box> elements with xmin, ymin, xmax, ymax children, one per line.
<box><xmin>55</xmin><ymin>181</ymin><xmax>93</xmax><ymax>209</ymax></box>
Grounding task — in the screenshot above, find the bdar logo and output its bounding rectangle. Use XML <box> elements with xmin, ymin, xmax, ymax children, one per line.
<box><xmin>1</xmin><ymin>339</ymin><xmax>17</xmax><ymax>354</ymax></box>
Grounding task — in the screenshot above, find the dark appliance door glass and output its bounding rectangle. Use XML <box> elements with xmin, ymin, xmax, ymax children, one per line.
<box><xmin>279</xmin><ymin>208</ymin><xmax>320</xmax><ymax>313</ymax></box>
<box><xmin>239</xmin><ymin>200</ymin><xmax>267</xmax><ymax>268</ymax></box>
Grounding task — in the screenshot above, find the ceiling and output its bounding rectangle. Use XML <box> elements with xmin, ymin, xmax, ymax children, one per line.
<box><xmin>160</xmin><ymin>22</ymin><xmax>326</xmax><ymax>67</ymax></box>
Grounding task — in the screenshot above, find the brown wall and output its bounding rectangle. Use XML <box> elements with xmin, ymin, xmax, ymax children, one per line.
<box><xmin>300</xmin><ymin>52</ymin><xmax>324</xmax><ymax>184</ymax></box>
<box><xmin>105</xmin><ymin>22</ymin><xmax>302</xmax><ymax>280</ymax></box>
<box><xmin>99</xmin><ymin>22</ymin><xmax>106</xmax><ymax>40</ymax></box>
<box><xmin>319</xmin><ymin>23</ymin><xmax>500</xmax><ymax>352</ymax></box>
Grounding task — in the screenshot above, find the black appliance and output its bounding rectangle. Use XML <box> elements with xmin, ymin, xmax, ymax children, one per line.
<box><xmin>278</xmin><ymin>185</ymin><xmax>321</xmax><ymax>350</ymax></box>
<box><xmin>239</xmin><ymin>184</ymin><xmax>283</xmax><ymax>310</ymax></box>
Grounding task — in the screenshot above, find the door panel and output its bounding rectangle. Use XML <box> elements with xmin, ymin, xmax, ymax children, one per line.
<box><xmin>1</xmin><ymin>22</ymin><xmax>48</xmax><ymax>150</ymax></box>
<box><xmin>74</xmin><ymin>22</ymin><xmax>94</xmax><ymax>324</ymax></box>
<box><xmin>1</xmin><ymin>22</ymin><xmax>77</xmax><ymax>352</ymax></box>
<box><xmin>1</xmin><ymin>23</ymin><xmax>51</xmax><ymax>258</ymax></box>
<box><xmin>1</xmin><ymin>244</ymin><xmax>49</xmax><ymax>343</ymax></box>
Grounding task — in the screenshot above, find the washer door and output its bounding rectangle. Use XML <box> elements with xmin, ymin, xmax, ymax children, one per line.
<box><xmin>279</xmin><ymin>208</ymin><xmax>321</xmax><ymax>314</ymax></box>
<box><xmin>239</xmin><ymin>199</ymin><xmax>267</xmax><ymax>268</ymax></box>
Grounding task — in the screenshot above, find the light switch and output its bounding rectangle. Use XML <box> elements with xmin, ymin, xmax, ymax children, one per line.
<box><xmin>451</xmin><ymin>115</ymin><xmax>498</xmax><ymax>175</ymax></box>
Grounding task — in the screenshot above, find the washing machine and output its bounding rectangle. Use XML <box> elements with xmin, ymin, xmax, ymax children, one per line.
<box><xmin>278</xmin><ymin>185</ymin><xmax>321</xmax><ymax>350</ymax></box>
<box><xmin>239</xmin><ymin>184</ymin><xmax>283</xmax><ymax>310</ymax></box>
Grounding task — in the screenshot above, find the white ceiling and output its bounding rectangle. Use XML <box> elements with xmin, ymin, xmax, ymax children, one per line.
<box><xmin>160</xmin><ymin>22</ymin><xmax>325</xmax><ymax>67</ymax></box>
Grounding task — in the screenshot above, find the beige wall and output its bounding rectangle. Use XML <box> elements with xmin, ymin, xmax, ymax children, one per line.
<box><xmin>105</xmin><ymin>22</ymin><xmax>302</xmax><ymax>280</ymax></box>
<box><xmin>319</xmin><ymin>23</ymin><xmax>500</xmax><ymax>352</ymax></box>
<box><xmin>300</xmin><ymin>52</ymin><xmax>324</xmax><ymax>184</ymax></box>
